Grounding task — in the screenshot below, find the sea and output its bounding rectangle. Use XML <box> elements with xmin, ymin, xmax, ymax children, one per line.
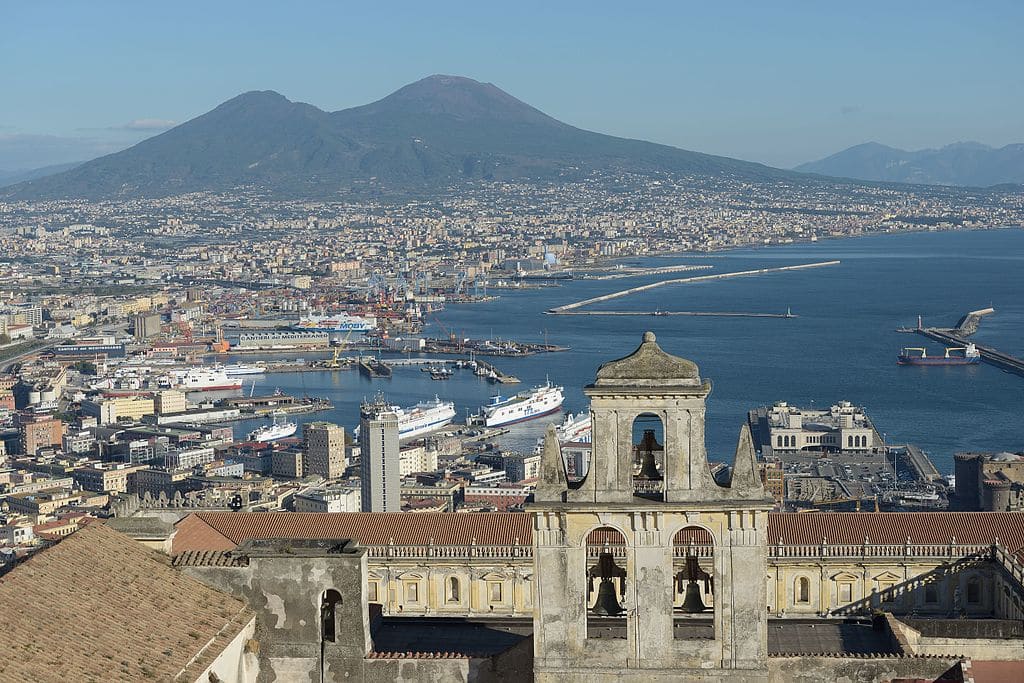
<box><xmin>227</xmin><ymin>228</ymin><xmax>1024</xmax><ymax>474</ymax></box>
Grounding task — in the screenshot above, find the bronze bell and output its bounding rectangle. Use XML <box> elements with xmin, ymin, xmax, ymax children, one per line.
<box><xmin>591</xmin><ymin>578</ymin><xmax>623</xmax><ymax>616</ymax></box>
<box><xmin>680</xmin><ymin>581</ymin><xmax>707</xmax><ymax>613</ymax></box>
<box><xmin>637</xmin><ymin>429</ymin><xmax>663</xmax><ymax>481</ymax></box>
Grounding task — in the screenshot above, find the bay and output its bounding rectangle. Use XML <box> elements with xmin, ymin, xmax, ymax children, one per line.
<box><xmin>231</xmin><ymin>228</ymin><xmax>1024</xmax><ymax>474</ymax></box>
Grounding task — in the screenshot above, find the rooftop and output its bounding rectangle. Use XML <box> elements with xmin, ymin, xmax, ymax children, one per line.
<box><xmin>0</xmin><ymin>523</ymin><xmax>253</xmax><ymax>682</ymax></box>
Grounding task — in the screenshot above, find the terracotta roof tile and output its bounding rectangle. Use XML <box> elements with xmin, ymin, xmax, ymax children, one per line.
<box><xmin>173</xmin><ymin>511</ymin><xmax>532</xmax><ymax>553</ymax></box>
<box><xmin>0</xmin><ymin>523</ymin><xmax>253</xmax><ymax>682</ymax></box>
<box><xmin>173</xmin><ymin>511</ymin><xmax>1024</xmax><ymax>557</ymax></box>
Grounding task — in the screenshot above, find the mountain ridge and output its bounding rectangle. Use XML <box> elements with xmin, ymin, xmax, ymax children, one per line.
<box><xmin>4</xmin><ymin>75</ymin><xmax>799</xmax><ymax>200</ymax></box>
<box><xmin>797</xmin><ymin>141</ymin><xmax>1024</xmax><ymax>187</ymax></box>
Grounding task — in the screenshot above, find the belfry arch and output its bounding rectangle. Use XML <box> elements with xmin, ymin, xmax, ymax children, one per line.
<box><xmin>532</xmin><ymin>331</ymin><xmax>773</xmax><ymax>683</ymax></box>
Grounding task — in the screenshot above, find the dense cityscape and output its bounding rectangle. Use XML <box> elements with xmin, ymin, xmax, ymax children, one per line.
<box><xmin>3</xmin><ymin>3</ymin><xmax>1024</xmax><ymax>681</ymax></box>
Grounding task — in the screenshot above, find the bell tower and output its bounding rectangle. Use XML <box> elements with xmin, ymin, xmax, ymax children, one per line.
<box><xmin>532</xmin><ymin>332</ymin><xmax>772</xmax><ymax>682</ymax></box>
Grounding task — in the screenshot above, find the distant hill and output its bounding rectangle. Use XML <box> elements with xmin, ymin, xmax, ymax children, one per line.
<box><xmin>5</xmin><ymin>75</ymin><xmax>800</xmax><ymax>200</ymax></box>
<box><xmin>796</xmin><ymin>141</ymin><xmax>1024</xmax><ymax>186</ymax></box>
<box><xmin>0</xmin><ymin>161</ymin><xmax>83</xmax><ymax>188</ymax></box>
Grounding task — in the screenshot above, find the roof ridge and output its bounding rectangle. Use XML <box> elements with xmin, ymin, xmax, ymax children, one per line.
<box><xmin>187</xmin><ymin>511</ymin><xmax>247</xmax><ymax>546</ymax></box>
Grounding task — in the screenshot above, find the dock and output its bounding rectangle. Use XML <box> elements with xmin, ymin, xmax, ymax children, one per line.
<box><xmin>547</xmin><ymin>261</ymin><xmax>840</xmax><ymax>314</ymax></box>
<box><xmin>358</xmin><ymin>359</ymin><xmax>392</xmax><ymax>378</ymax></box>
<box><xmin>550</xmin><ymin>310</ymin><xmax>796</xmax><ymax>318</ymax></box>
<box><xmin>474</xmin><ymin>359</ymin><xmax>520</xmax><ymax>384</ymax></box>
<box><xmin>911</xmin><ymin>308</ymin><xmax>1024</xmax><ymax>377</ymax></box>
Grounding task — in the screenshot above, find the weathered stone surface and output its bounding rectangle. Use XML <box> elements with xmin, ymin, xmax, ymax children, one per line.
<box><xmin>593</xmin><ymin>331</ymin><xmax>701</xmax><ymax>386</ymax></box>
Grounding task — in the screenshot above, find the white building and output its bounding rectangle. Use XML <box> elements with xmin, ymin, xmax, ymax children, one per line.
<box><xmin>398</xmin><ymin>444</ymin><xmax>439</xmax><ymax>476</ymax></box>
<box><xmin>293</xmin><ymin>485</ymin><xmax>361</xmax><ymax>513</ymax></box>
<box><xmin>767</xmin><ymin>401</ymin><xmax>876</xmax><ymax>452</ymax></box>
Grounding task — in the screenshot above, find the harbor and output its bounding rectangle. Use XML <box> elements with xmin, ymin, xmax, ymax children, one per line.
<box><xmin>905</xmin><ymin>307</ymin><xmax>1024</xmax><ymax>378</ymax></box>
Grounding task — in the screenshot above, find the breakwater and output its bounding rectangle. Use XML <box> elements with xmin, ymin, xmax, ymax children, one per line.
<box><xmin>546</xmin><ymin>260</ymin><xmax>841</xmax><ymax>314</ymax></box>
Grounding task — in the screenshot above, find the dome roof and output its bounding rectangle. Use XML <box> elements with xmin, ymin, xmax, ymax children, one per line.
<box><xmin>592</xmin><ymin>331</ymin><xmax>702</xmax><ymax>388</ymax></box>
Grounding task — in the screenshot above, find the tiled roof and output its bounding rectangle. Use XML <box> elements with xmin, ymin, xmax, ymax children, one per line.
<box><xmin>173</xmin><ymin>510</ymin><xmax>1024</xmax><ymax>555</ymax></box>
<box><xmin>768</xmin><ymin>512</ymin><xmax>1024</xmax><ymax>551</ymax></box>
<box><xmin>174</xmin><ymin>511</ymin><xmax>533</xmax><ymax>554</ymax></box>
<box><xmin>171</xmin><ymin>549</ymin><xmax>248</xmax><ymax>567</ymax></box>
<box><xmin>0</xmin><ymin>523</ymin><xmax>254</xmax><ymax>683</ymax></box>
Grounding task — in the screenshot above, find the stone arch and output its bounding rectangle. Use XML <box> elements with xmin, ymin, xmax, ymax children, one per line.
<box><xmin>585</xmin><ymin>526</ymin><xmax>628</xmax><ymax>626</ymax></box>
<box><xmin>321</xmin><ymin>588</ymin><xmax>343</xmax><ymax>643</ymax></box>
<box><xmin>446</xmin><ymin>575</ymin><xmax>461</xmax><ymax>603</ymax></box>
<box><xmin>794</xmin><ymin>576</ymin><xmax>811</xmax><ymax>605</ymax></box>
<box><xmin>672</xmin><ymin>525</ymin><xmax>715</xmax><ymax>616</ymax></box>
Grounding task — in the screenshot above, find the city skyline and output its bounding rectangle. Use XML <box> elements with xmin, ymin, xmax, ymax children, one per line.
<box><xmin>3</xmin><ymin>1</ymin><xmax>1023</xmax><ymax>170</ymax></box>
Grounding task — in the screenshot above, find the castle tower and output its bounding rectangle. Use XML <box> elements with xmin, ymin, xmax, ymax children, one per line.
<box><xmin>532</xmin><ymin>332</ymin><xmax>772</xmax><ymax>682</ymax></box>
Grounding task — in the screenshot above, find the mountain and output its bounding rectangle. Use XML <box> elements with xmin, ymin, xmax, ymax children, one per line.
<box><xmin>5</xmin><ymin>75</ymin><xmax>796</xmax><ymax>200</ymax></box>
<box><xmin>0</xmin><ymin>161</ymin><xmax>83</xmax><ymax>188</ymax></box>
<box><xmin>796</xmin><ymin>141</ymin><xmax>1024</xmax><ymax>186</ymax></box>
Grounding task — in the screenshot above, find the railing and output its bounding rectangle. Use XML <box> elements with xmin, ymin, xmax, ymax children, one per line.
<box><xmin>770</xmin><ymin>542</ymin><xmax>991</xmax><ymax>560</ymax></box>
<box><xmin>992</xmin><ymin>544</ymin><xmax>1024</xmax><ymax>589</ymax></box>
<box><xmin>363</xmin><ymin>543</ymin><xmax>532</xmax><ymax>560</ymax></box>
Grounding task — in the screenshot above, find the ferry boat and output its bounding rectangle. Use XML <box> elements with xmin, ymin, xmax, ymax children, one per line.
<box><xmin>897</xmin><ymin>343</ymin><xmax>980</xmax><ymax>366</ymax></box>
<box><xmin>221</xmin><ymin>362</ymin><xmax>266</xmax><ymax>376</ymax></box>
<box><xmin>359</xmin><ymin>395</ymin><xmax>457</xmax><ymax>441</ymax></box>
<box><xmin>248</xmin><ymin>410</ymin><xmax>297</xmax><ymax>442</ymax></box>
<box><xmin>478</xmin><ymin>381</ymin><xmax>564</xmax><ymax>428</ymax></box>
<box><xmin>290</xmin><ymin>313</ymin><xmax>376</xmax><ymax>333</ymax></box>
<box><xmin>557</xmin><ymin>411</ymin><xmax>592</xmax><ymax>443</ymax></box>
<box><xmin>168</xmin><ymin>367</ymin><xmax>243</xmax><ymax>391</ymax></box>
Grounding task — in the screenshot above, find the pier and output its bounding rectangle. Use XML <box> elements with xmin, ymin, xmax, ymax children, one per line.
<box><xmin>547</xmin><ymin>260</ymin><xmax>840</xmax><ymax>314</ymax></box>
<box><xmin>582</xmin><ymin>263</ymin><xmax>713</xmax><ymax>281</ymax></box>
<box><xmin>550</xmin><ymin>310</ymin><xmax>796</xmax><ymax>318</ymax></box>
<box><xmin>473</xmin><ymin>359</ymin><xmax>520</xmax><ymax>384</ymax></box>
<box><xmin>911</xmin><ymin>308</ymin><xmax>1024</xmax><ymax>377</ymax></box>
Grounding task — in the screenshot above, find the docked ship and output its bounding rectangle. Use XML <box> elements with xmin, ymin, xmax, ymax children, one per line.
<box><xmin>168</xmin><ymin>367</ymin><xmax>243</xmax><ymax>391</ymax></box>
<box><xmin>359</xmin><ymin>395</ymin><xmax>457</xmax><ymax>442</ymax></box>
<box><xmin>897</xmin><ymin>343</ymin><xmax>981</xmax><ymax>366</ymax></box>
<box><xmin>290</xmin><ymin>313</ymin><xmax>376</xmax><ymax>333</ymax></box>
<box><xmin>221</xmin><ymin>362</ymin><xmax>266</xmax><ymax>376</ymax></box>
<box><xmin>557</xmin><ymin>411</ymin><xmax>592</xmax><ymax>443</ymax></box>
<box><xmin>478</xmin><ymin>381</ymin><xmax>564</xmax><ymax>428</ymax></box>
<box><xmin>247</xmin><ymin>410</ymin><xmax>297</xmax><ymax>442</ymax></box>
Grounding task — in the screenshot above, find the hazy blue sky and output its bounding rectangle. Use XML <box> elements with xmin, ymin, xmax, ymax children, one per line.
<box><xmin>2</xmin><ymin>1</ymin><xmax>1022</xmax><ymax>169</ymax></box>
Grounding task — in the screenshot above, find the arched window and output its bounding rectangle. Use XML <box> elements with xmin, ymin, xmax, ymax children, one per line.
<box><xmin>796</xmin><ymin>577</ymin><xmax>810</xmax><ymax>604</ymax></box>
<box><xmin>448</xmin><ymin>576</ymin><xmax>461</xmax><ymax>602</ymax></box>
<box><xmin>966</xmin><ymin>577</ymin><xmax>981</xmax><ymax>604</ymax></box>
<box><xmin>321</xmin><ymin>589</ymin><xmax>343</xmax><ymax>642</ymax></box>
<box><xmin>777</xmin><ymin>436</ymin><xmax>783</xmax><ymax>447</ymax></box>
<box><xmin>848</xmin><ymin>436</ymin><xmax>853</xmax><ymax>448</ymax></box>
<box><xmin>632</xmin><ymin>413</ymin><xmax>664</xmax><ymax>499</ymax></box>
<box><xmin>586</xmin><ymin>526</ymin><xmax>628</xmax><ymax>639</ymax></box>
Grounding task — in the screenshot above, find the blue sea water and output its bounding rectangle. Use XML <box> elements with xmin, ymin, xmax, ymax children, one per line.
<box><xmin>231</xmin><ymin>228</ymin><xmax>1024</xmax><ymax>474</ymax></box>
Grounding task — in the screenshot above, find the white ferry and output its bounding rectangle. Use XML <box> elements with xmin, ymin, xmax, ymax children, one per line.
<box><xmin>557</xmin><ymin>411</ymin><xmax>592</xmax><ymax>443</ymax></box>
<box><xmin>248</xmin><ymin>410</ymin><xmax>297</xmax><ymax>442</ymax></box>
<box><xmin>167</xmin><ymin>367</ymin><xmax>242</xmax><ymax>392</ymax></box>
<box><xmin>479</xmin><ymin>382</ymin><xmax>564</xmax><ymax>428</ymax></box>
<box><xmin>358</xmin><ymin>395</ymin><xmax>457</xmax><ymax>442</ymax></box>
<box><xmin>221</xmin><ymin>362</ymin><xmax>266</xmax><ymax>376</ymax></box>
<box><xmin>290</xmin><ymin>313</ymin><xmax>376</xmax><ymax>333</ymax></box>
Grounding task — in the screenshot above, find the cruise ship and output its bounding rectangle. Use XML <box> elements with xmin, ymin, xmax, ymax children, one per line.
<box><xmin>247</xmin><ymin>410</ymin><xmax>297</xmax><ymax>442</ymax></box>
<box><xmin>290</xmin><ymin>313</ymin><xmax>376</xmax><ymax>333</ymax></box>
<box><xmin>167</xmin><ymin>367</ymin><xmax>242</xmax><ymax>392</ymax></box>
<box><xmin>479</xmin><ymin>382</ymin><xmax>564</xmax><ymax>428</ymax></box>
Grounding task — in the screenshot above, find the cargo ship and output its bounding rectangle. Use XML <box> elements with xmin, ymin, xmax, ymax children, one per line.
<box><xmin>358</xmin><ymin>395</ymin><xmax>457</xmax><ymax>442</ymax></box>
<box><xmin>897</xmin><ymin>343</ymin><xmax>980</xmax><ymax>366</ymax></box>
<box><xmin>247</xmin><ymin>410</ymin><xmax>297</xmax><ymax>442</ymax></box>
<box><xmin>290</xmin><ymin>313</ymin><xmax>376</xmax><ymax>333</ymax></box>
<box><xmin>167</xmin><ymin>367</ymin><xmax>243</xmax><ymax>391</ymax></box>
<box><xmin>478</xmin><ymin>381</ymin><xmax>564</xmax><ymax>428</ymax></box>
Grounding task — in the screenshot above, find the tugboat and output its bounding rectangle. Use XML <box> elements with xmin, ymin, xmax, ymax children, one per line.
<box><xmin>897</xmin><ymin>343</ymin><xmax>981</xmax><ymax>366</ymax></box>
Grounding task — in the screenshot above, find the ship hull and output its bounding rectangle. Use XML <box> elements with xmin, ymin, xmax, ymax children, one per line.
<box><xmin>486</xmin><ymin>403</ymin><xmax>563</xmax><ymax>427</ymax></box>
<box><xmin>897</xmin><ymin>357</ymin><xmax>980</xmax><ymax>366</ymax></box>
<box><xmin>399</xmin><ymin>414</ymin><xmax>456</xmax><ymax>441</ymax></box>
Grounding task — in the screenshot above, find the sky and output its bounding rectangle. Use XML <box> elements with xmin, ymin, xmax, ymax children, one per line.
<box><xmin>2</xmin><ymin>1</ymin><xmax>1022</xmax><ymax>170</ymax></box>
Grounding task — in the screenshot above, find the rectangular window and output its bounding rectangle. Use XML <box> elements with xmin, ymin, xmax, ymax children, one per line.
<box><xmin>407</xmin><ymin>582</ymin><xmax>419</xmax><ymax>603</ymax></box>
<box><xmin>368</xmin><ymin>582</ymin><xmax>378</xmax><ymax>602</ymax></box>
<box><xmin>838</xmin><ymin>583</ymin><xmax>852</xmax><ymax>603</ymax></box>
<box><xmin>489</xmin><ymin>582</ymin><xmax>503</xmax><ymax>603</ymax></box>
